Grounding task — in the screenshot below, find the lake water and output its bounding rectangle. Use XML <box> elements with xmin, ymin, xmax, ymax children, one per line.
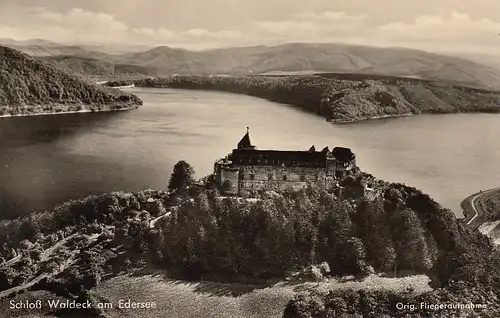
<box><xmin>1</xmin><ymin>87</ymin><xmax>499</xmax><ymax>219</ymax></box>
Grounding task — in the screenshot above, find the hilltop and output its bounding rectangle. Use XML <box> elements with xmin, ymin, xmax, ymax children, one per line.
<box><xmin>6</xmin><ymin>41</ymin><xmax>500</xmax><ymax>89</ymax></box>
<box><xmin>0</xmin><ymin>46</ymin><xmax>143</xmax><ymax>116</ymax></box>
<box><xmin>131</xmin><ymin>74</ymin><xmax>500</xmax><ymax>123</ymax></box>
<box><xmin>0</xmin><ymin>162</ymin><xmax>499</xmax><ymax>317</ymax></box>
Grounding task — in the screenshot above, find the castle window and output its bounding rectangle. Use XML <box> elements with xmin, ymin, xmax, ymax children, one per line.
<box><xmin>283</xmin><ymin>175</ymin><xmax>287</xmax><ymax>181</ymax></box>
<box><xmin>268</xmin><ymin>172</ymin><xmax>273</xmax><ymax>180</ymax></box>
<box><xmin>300</xmin><ymin>174</ymin><xmax>305</xmax><ymax>181</ymax></box>
<box><xmin>250</xmin><ymin>173</ymin><xmax>255</xmax><ymax>180</ymax></box>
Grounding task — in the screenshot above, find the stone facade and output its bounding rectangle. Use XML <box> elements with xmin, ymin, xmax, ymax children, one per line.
<box><xmin>214</xmin><ymin>128</ymin><xmax>356</xmax><ymax>195</ymax></box>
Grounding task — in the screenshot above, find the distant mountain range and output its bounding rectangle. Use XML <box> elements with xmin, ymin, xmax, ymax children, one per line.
<box><xmin>37</xmin><ymin>55</ymin><xmax>159</xmax><ymax>79</ymax></box>
<box><xmin>0</xmin><ymin>38</ymin><xmax>152</xmax><ymax>55</ymax></box>
<box><xmin>3</xmin><ymin>39</ymin><xmax>500</xmax><ymax>89</ymax></box>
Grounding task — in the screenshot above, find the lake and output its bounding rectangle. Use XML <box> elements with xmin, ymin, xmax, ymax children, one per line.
<box><xmin>1</xmin><ymin>87</ymin><xmax>499</xmax><ymax>219</ymax></box>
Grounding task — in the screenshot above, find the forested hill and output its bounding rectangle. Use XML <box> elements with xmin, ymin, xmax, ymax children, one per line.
<box><xmin>0</xmin><ymin>165</ymin><xmax>499</xmax><ymax>316</ymax></box>
<box><xmin>0</xmin><ymin>46</ymin><xmax>142</xmax><ymax>116</ymax></box>
<box><xmin>132</xmin><ymin>75</ymin><xmax>500</xmax><ymax>123</ymax></box>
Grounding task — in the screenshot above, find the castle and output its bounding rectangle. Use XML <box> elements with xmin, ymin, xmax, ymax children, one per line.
<box><xmin>213</xmin><ymin>128</ymin><xmax>356</xmax><ymax>195</ymax></box>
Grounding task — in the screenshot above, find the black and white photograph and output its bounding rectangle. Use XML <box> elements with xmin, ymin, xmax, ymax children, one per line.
<box><xmin>1</xmin><ymin>0</ymin><xmax>500</xmax><ymax>317</ymax></box>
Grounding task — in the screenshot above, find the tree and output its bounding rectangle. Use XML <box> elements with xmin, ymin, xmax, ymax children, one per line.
<box><xmin>390</xmin><ymin>207</ymin><xmax>432</xmax><ymax>272</ymax></box>
<box><xmin>355</xmin><ymin>197</ymin><xmax>396</xmax><ymax>271</ymax></box>
<box><xmin>168</xmin><ymin>160</ymin><xmax>195</xmax><ymax>192</ymax></box>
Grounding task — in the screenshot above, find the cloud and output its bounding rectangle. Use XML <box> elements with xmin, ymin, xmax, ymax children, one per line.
<box><xmin>0</xmin><ymin>7</ymin><xmax>246</xmax><ymax>48</ymax></box>
<box><xmin>0</xmin><ymin>7</ymin><xmax>132</xmax><ymax>43</ymax></box>
<box><xmin>379</xmin><ymin>11</ymin><xmax>500</xmax><ymax>33</ymax></box>
<box><xmin>184</xmin><ymin>29</ymin><xmax>242</xmax><ymax>40</ymax></box>
<box><xmin>375</xmin><ymin>12</ymin><xmax>500</xmax><ymax>52</ymax></box>
<box><xmin>0</xmin><ymin>7</ymin><xmax>368</xmax><ymax>49</ymax></box>
<box><xmin>1</xmin><ymin>6</ymin><xmax>500</xmax><ymax>53</ymax></box>
<box><xmin>252</xmin><ymin>11</ymin><xmax>367</xmax><ymax>41</ymax></box>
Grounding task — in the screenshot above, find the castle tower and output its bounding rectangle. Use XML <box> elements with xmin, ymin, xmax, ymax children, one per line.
<box><xmin>237</xmin><ymin>127</ymin><xmax>256</xmax><ymax>150</ymax></box>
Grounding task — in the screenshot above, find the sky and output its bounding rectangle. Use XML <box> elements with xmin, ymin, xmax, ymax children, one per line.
<box><xmin>1</xmin><ymin>0</ymin><xmax>500</xmax><ymax>53</ymax></box>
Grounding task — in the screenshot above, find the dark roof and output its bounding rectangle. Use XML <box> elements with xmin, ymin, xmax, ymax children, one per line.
<box><xmin>309</xmin><ymin>145</ymin><xmax>316</xmax><ymax>152</ymax></box>
<box><xmin>232</xmin><ymin>149</ymin><xmax>327</xmax><ymax>167</ymax></box>
<box><xmin>332</xmin><ymin>147</ymin><xmax>355</xmax><ymax>162</ymax></box>
<box><xmin>237</xmin><ymin>127</ymin><xmax>255</xmax><ymax>149</ymax></box>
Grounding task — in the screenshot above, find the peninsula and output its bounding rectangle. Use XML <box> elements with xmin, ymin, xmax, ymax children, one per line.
<box><xmin>0</xmin><ymin>46</ymin><xmax>143</xmax><ymax>117</ymax></box>
<box><xmin>126</xmin><ymin>74</ymin><xmax>500</xmax><ymax>123</ymax></box>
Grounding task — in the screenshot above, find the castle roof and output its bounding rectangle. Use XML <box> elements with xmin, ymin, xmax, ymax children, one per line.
<box><xmin>232</xmin><ymin>149</ymin><xmax>327</xmax><ymax>168</ymax></box>
<box><xmin>237</xmin><ymin>127</ymin><xmax>255</xmax><ymax>149</ymax></box>
<box><xmin>230</xmin><ymin>129</ymin><xmax>355</xmax><ymax>167</ymax></box>
<box><xmin>332</xmin><ymin>147</ymin><xmax>355</xmax><ymax>162</ymax></box>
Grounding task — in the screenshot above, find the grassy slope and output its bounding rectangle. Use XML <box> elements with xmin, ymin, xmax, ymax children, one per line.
<box><xmin>0</xmin><ymin>46</ymin><xmax>142</xmax><ymax>116</ymax></box>
<box><xmin>90</xmin><ymin>273</ymin><xmax>431</xmax><ymax>318</ymax></box>
<box><xmin>0</xmin><ymin>272</ymin><xmax>430</xmax><ymax>317</ymax></box>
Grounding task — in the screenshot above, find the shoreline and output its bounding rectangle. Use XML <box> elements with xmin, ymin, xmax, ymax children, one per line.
<box><xmin>329</xmin><ymin>113</ymin><xmax>414</xmax><ymax>124</ymax></box>
<box><xmin>134</xmin><ymin>84</ymin><xmax>416</xmax><ymax>124</ymax></box>
<box><xmin>0</xmin><ymin>105</ymin><xmax>139</xmax><ymax>118</ymax></box>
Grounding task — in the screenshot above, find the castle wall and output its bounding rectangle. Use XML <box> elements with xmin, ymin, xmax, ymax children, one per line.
<box><xmin>218</xmin><ymin>166</ymin><xmax>239</xmax><ymax>194</ymax></box>
<box><xmin>237</xmin><ymin>165</ymin><xmax>334</xmax><ymax>192</ymax></box>
<box><xmin>213</xmin><ymin>142</ymin><xmax>356</xmax><ymax>196</ymax></box>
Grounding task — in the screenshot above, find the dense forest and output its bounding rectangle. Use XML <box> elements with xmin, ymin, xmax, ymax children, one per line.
<box><xmin>0</xmin><ymin>162</ymin><xmax>499</xmax><ymax>316</ymax></box>
<box><xmin>124</xmin><ymin>75</ymin><xmax>500</xmax><ymax>123</ymax></box>
<box><xmin>0</xmin><ymin>46</ymin><xmax>142</xmax><ymax>116</ymax></box>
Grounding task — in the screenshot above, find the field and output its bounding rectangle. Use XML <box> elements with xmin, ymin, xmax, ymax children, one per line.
<box><xmin>90</xmin><ymin>272</ymin><xmax>432</xmax><ymax>317</ymax></box>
